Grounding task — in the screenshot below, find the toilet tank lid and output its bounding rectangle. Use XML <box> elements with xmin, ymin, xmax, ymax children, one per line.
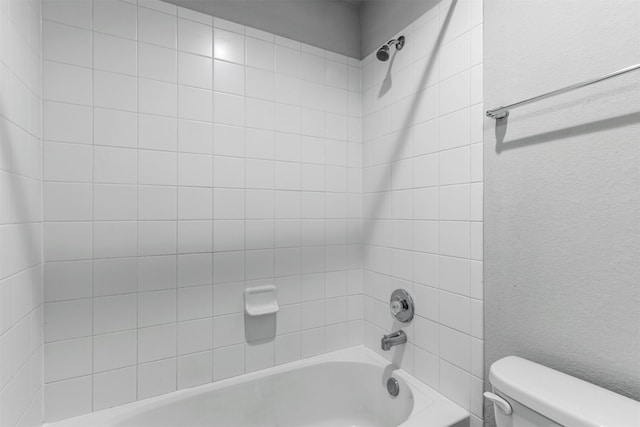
<box><xmin>489</xmin><ymin>356</ymin><xmax>640</xmax><ymax>427</ymax></box>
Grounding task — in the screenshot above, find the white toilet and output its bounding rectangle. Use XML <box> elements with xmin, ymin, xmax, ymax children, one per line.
<box><xmin>486</xmin><ymin>356</ymin><xmax>640</xmax><ymax>427</ymax></box>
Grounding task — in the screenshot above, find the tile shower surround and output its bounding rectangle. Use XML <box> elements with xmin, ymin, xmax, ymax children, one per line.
<box><xmin>41</xmin><ymin>0</ymin><xmax>363</xmax><ymax>421</ymax></box>
<box><xmin>39</xmin><ymin>0</ymin><xmax>484</xmax><ymax>424</ymax></box>
<box><xmin>0</xmin><ymin>0</ymin><xmax>44</xmax><ymax>425</ymax></box>
<box><xmin>0</xmin><ymin>0</ymin><xmax>43</xmax><ymax>426</ymax></box>
<box><xmin>360</xmin><ymin>0</ymin><xmax>484</xmax><ymax>425</ymax></box>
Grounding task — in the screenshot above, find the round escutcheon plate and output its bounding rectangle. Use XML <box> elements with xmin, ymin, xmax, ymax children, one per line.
<box><xmin>389</xmin><ymin>289</ymin><xmax>414</xmax><ymax>323</ymax></box>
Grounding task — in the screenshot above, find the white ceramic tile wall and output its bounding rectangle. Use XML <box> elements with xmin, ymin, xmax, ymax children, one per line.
<box><xmin>40</xmin><ymin>0</ymin><xmax>486</xmax><ymax>423</ymax></box>
<box><xmin>41</xmin><ymin>0</ymin><xmax>363</xmax><ymax>421</ymax></box>
<box><xmin>0</xmin><ymin>0</ymin><xmax>44</xmax><ymax>426</ymax></box>
<box><xmin>360</xmin><ymin>0</ymin><xmax>484</xmax><ymax>424</ymax></box>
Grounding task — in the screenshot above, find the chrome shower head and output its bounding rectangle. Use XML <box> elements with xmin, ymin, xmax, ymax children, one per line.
<box><xmin>376</xmin><ymin>35</ymin><xmax>405</xmax><ymax>62</ymax></box>
<box><xmin>376</xmin><ymin>45</ymin><xmax>390</xmax><ymax>61</ymax></box>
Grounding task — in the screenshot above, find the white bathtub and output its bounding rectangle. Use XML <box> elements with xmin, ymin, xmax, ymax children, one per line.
<box><xmin>47</xmin><ymin>346</ymin><xmax>468</xmax><ymax>427</ymax></box>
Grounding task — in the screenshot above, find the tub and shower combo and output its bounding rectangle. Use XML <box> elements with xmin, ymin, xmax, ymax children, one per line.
<box><xmin>33</xmin><ymin>0</ymin><xmax>475</xmax><ymax>425</ymax></box>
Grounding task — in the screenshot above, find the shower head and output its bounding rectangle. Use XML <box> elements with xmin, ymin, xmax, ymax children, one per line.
<box><xmin>376</xmin><ymin>36</ymin><xmax>405</xmax><ymax>62</ymax></box>
<box><xmin>376</xmin><ymin>45</ymin><xmax>390</xmax><ymax>61</ymax></box>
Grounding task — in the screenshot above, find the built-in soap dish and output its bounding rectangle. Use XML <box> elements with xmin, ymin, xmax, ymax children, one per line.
<box><xmin>244</xmin><ymin>285</ymin><xmax>279</xmax><ymax>316</ymax></box>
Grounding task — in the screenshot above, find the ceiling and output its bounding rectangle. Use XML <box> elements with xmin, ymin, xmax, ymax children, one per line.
<box><xmin>165</xmin><ymin>0</ymin><xmax>436</xmax><ymax>58</ymax></box>
<box><xmin>166</xmin><ymin>0</ymin><xmax>362</xmax><ymax>56</ymax></box>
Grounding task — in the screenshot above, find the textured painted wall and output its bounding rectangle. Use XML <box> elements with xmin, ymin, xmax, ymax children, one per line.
<box><xmin>163</xmin><ymin>0</ymin><xmax>361</xmax><ymax>58</ymax></box>
<box><xmin>484</xmin><ymin>0</ymin><xmax>640</xmax><ymax>424</ymax></box>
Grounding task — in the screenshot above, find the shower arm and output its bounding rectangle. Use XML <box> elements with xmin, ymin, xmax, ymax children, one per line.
<box><xmin>387</xmin><ymin>36</ymin><xmax>405</xmax><ymax>50</ymax></box>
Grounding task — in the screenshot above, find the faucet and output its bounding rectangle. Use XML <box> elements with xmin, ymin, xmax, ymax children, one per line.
<box><xmin>381</xmin><ymin>330</ymin><xmax>407</xmax><ymax>351</ymax></box>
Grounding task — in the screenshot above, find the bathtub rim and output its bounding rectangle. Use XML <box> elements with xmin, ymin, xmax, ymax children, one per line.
<box><xmin>45</xmin><ymin>345</ymin><xmax>469</xmax><ymax>427</ymax></box>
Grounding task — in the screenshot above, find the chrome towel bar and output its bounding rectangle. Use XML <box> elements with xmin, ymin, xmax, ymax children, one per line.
<box><xmin>486</xmin><ymin>63</ymin><xmax>640</xmax><ymax>119</ymax></box>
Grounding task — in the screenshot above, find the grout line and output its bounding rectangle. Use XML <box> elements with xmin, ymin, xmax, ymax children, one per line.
<box><xmin>173</xmin><ymin>7</ymin><xmax>179</xmax><ymax>391</ymax></box>
<box><xmin>89</xmin><ymin>0</ymin><xmax>96</xmax><ymax>410</ymax></box>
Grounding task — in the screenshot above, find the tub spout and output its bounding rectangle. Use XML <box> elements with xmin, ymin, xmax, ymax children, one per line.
<box><xmin>381</xmin><ymin>330</ymin><xmax>407</xmax><ymax>351</ymax></box>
